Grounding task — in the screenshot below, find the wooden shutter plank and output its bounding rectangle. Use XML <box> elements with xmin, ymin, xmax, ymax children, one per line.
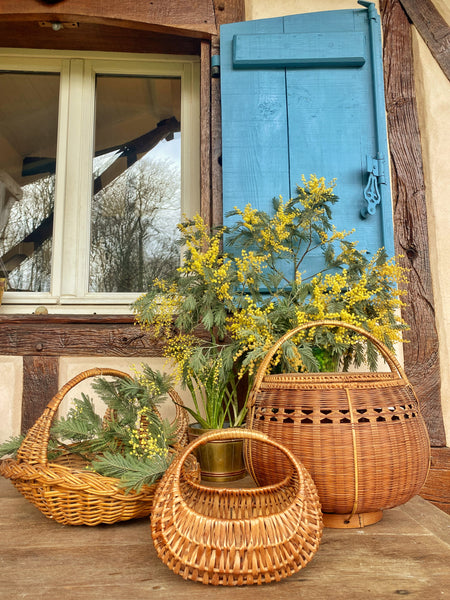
<box><xmin>232</xmin><ymin>32</ymin><xmax>366</xmax><ymax>68</ymax></box>
<box><xmin>200</xmin><ymin>40</ymin><xmax>212</xmax><ymax>226</ymax></box>
<box><xmin>210</xmin><ymin>0</ymin><xmax>245</xmax><ymax>225</ymax></box>
<box><xmin>221</xmin><ymin>17</ymin><xmax>290</xmax><ymax>218</ymax></box>
<box><xmin>284</xmin><ymin>8</ymin><xmax>394</xmax><ymax>273</ymax></box>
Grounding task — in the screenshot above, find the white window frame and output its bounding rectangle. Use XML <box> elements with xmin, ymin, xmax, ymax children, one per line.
<box><xmin>0</xmin><ymin>48</ymin><xmax>200</xmax><ymax>314</ymax></box>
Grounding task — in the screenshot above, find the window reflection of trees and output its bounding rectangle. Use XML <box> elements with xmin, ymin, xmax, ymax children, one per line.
<box><xmin>0</xmin><ymin>175</ymin><xmax>54</xmax><ymax>292</ymax></box>
<box><xmin>90</xmin><ymin>156</ymin><xmax>181</xmax><ymax>293</ymax></box>
<box><xmin>0</xmin><ymin>157</ymin><xmax>180</xmax><ymax>294</ymax></box>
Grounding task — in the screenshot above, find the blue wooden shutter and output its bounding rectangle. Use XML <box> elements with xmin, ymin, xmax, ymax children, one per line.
<box><xmin>220</xmin><ymin>4</ymin><xmax>394</xmax><ymax>273</ymax></box>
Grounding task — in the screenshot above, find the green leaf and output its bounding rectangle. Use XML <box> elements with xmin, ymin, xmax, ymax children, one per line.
<box><xmin>91</xmin><ymin>451</ymin><xmax>173</xmax><ymax>493</ymax></box>
<box><xmin>297</xmin><ymin>344</ymin><xmax>321</xmax><ymax>373</ymax></box>
<box><xmin>51</xmin><ymin>393</ymin><xmax>103</xmax><ymax>442</ymax></box>
<box><xmin>0</xmin><ymin>434</ymin><xmax>24</xmax><ymax>459</ymax></box>
<box><xmin>366</xmin><ymin>340</ymin><xmax>379</xmax><ymax>372</ymax></box>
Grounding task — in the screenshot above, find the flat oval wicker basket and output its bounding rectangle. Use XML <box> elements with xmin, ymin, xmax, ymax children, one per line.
<box><xmin>245</xmin><ymin>320</ymin><xmax>431</xmax><ymax>528</ymax></box>
<box><xmin>0</xmin><ymin>368</ymin><xmax>190</xmax><ymax>526</ymax></box>
<box><xmin>151</xmin><ymin>428</ymin><xmax>323</xmax><ymax>586</ymax></box>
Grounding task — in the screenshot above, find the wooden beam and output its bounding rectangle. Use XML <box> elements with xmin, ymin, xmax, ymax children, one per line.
<box><xmin>0</xmin><ymin>315</ymin><xmax>166</xmax><ymax>358</ymax></box>
<box><xmin>200</xmin><ymin>40</ymin><xmax>212</xmax><ymax>227</ymax></box>
<box><xmin>399</xmin><ymin>0</ymin><xmax>450</xmax><ymax>83</ymax></box>
<box><xmin>21</xmin><ymin>355</ymin><xmax>58</xmax><ymax>434</ymax></box>
<box><xmin>93</xmin><ymin>117</ymin><xmax>181</xmax><ymax>194</ymax></box>
<box><xmin>420</xmin><ymin>446</ymin><xmax>450</xmax><ymax>514</ymax></box>
<box><xmin>0</xmin><ymin>215</ymin><xmax>54</xmax><ymax>276</ymax></box>
<box><xmin>0</xmin><ymin>21</ymin><xmax>201</xmax><ymax>54</ymax></box>
<box><xmin>0</xmin><ymin>0</ymin><xmax>217</xmax><ymax>38</ymax></box>
<box><xmin>210</xmin><ymin>37</ymin><xmax>223</xmax><ymax>227</ymax></box>
<box><xmin>0</xmin><ymin>314</ymin><xmax>214</xmax><ymax>358</ymax></box>
<box><xmin>381</xmin><ymin>0</ymin><xmax>446</xmax><ymax>446</ymax></box>
<box><xmin>213</xmin><ymin>0</ymin><xmax>246</xmax><ymax>26</ymax></box>
<box><xmin>0</xmin><ymin>170</ymin><xmax>22</xmax><ymax>201</ymax></box>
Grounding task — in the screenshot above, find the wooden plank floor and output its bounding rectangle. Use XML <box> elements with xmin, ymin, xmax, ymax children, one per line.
<box><xmin>1</xmin><ymin>476</ymin><xmax>449</xmax><ymax>600</ymax></box>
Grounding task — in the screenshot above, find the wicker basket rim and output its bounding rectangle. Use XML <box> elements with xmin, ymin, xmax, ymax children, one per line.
<box><xmin>262</xmin><ymin>371</ymin><xmax>400</xmax><ymax>381</ymax></box>
<box><xmin>172</xmin><ymin>428</ymin><xmax>307</xmax><ymax>508</ymax></box>
<box><xmin>184</xmin><ymin>467</ymin><xmax>293</xmax><ymax>496</ymax></box>
<box><xmin>0</xmin><ymin>456</ymin><xmax>155</xmax><ymax>498</ymax></box>
<box><xmin>249</xmin><ymin>320</ymin><xmax>409</xmax><ymax>409</ymax></box>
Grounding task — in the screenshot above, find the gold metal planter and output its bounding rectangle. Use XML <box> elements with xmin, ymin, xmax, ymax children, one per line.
<box><xmin>187</xmin><ymin>424</ymin><xmax>246</xmax><ymax>482</ymax></box>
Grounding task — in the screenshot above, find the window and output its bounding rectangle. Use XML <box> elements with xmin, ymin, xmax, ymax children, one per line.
<box><xmin>0</xmin><ymin>49</ymin><xmax>200</xmax><ymax>313</ymax></box>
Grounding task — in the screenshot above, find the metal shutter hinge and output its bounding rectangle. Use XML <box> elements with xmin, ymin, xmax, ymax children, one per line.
<box><xmin>211</xmin><ymin>55</ymin><xmax>220</xmax><ymax>78</ymax></box>
<box><xmin>361</xmin><ymin>154</ymin><xmax>386</xmax><ymax>218</ymax></box>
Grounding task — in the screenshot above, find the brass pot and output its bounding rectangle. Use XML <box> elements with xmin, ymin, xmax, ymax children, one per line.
<box><xmin>187</xmin><ymin>424</ymin><xmax>246</xmax><ymax>482</ymax></box>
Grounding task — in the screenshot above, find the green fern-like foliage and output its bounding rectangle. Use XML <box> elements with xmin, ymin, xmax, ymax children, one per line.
<box><xmin>90</xmin><ymin>365</ymin><xmax>173</xmax><ymax>415</ymax></box>
<box><xmin>0</xmin><ymin>434</ymin><xmax>24</xmax><ymax>459</ymax></box>
<box><xmin>91</xmin><ymin>450</ymin><xmax>173</xmax><ymax>493</ymax></box>
<box><xmin>0</xmin><ymin>434</ymin><xmax>67</xmax><ymax>461</ymax></box>
<box><xmin>51</xmin><ymin>393</ymin><xmax>103</xmax><ymax>441</ymax></box>
<box><xmin>47</xmin><ymin>365</ymin><xmax>178</xmax><ymax>490</ymax></box>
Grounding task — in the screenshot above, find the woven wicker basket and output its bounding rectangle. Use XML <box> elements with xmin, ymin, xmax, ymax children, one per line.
<box><xmin>0</xmin><ymin>367</ymin><xmax>190</xmax><ymax>526</ymax></box>
<box><xmin>245</xmin><ymin>320</ymin><xmax>431</xmax><ymax>528</ymax></box>
<box><xmin>151</xmin><ymin>428</ymin><xmax>323</xmax><ymax>586</ymax></box>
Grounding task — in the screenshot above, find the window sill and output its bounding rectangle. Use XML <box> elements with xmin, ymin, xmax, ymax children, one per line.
<box><xmin>0</xmin><ymin>313</ymin><xmax>135</xmax><ymax>324</ymax></box>
<box><xmin>0</xmin><ymin>313</ymin><xmax>164</xmax><ymax>357</ymax></box>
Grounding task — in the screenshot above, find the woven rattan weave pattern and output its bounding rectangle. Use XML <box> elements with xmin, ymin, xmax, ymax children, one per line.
<box><xmin>151</xmin><ymin>428</ymin><xmax>323</xmax><ymax>586</ymax></box>
<box><xmin>0</xmin><ymin>368</ymin><xmax>189</xmax><ymax>526</ymax></box>
<box><xmin>246</xmin><ymin>321</ymin><xmax>431</xmax><ymax>524</ymax></box>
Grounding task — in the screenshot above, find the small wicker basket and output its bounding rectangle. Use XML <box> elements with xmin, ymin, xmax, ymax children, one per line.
<box><xmin>0</xmin><ymin>367</ymin><xmax>190</xmax><ymax>526</ymax></box>
<box><xmin>151</xmin><ymin>428</ymin><xmax>323</xmax><ymax>586</ymax></box>
<box><xmin>246</xmin><ymin>320</ymin><xmax>431</xmax><ymax>528</ymax></box>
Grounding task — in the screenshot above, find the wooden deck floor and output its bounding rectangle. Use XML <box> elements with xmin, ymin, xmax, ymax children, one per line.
<box><xmin>1</xmin><ymin>476</ymin><xmax>449</xmax><ymax>600</ymax></box>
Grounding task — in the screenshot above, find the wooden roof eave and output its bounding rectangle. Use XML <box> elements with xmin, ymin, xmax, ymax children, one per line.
<box><xmin>0</xmin><ymin>0</ymin><xmax>218</xmax><ymax>40</ymax></box>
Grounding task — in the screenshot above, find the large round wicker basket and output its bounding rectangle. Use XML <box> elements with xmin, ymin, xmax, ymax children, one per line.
<box><xmin>0</xmin><ymin>368</ymin><xmax>190</xmax><ymax>526</ymax></box>
<box><xmin>151</xmin><ymin>428</ymin><xmax>323</xmax><ymax>586</ymax></box>
<box><xmin>245</xmin><ymin>320</ymin><xmax>431</xmax><ymax>528</ymax></box>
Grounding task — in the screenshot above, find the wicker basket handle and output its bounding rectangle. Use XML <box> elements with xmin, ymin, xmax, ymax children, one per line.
<box><xmin>251</xmin><ymin>319</ymin><xmax>408</xmax><ymax>394</ymax></box>
<box><xmin>16</xmin><ymin>367</ymin><xmax>187</xmax><ymax>466</ymax></box>
<box><xmin>173</xmin><ymin>428</ymin><xmax>303</xmax><ymax>494</ymax></box>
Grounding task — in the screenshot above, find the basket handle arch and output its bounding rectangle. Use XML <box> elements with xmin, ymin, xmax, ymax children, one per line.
<box><xmin>250</xmin><ymin>319</ymin><xmax>408</xmax><ymax>401</ymax></box>
<box><xmin>172</xmin><ymin>428</ymin><xmax>305</xmax><ymax>498</ymax></box>
<box><xmin>17</xmin><ymin>367</ymin><xmax>187</xmax><ymax>466</ymax></box>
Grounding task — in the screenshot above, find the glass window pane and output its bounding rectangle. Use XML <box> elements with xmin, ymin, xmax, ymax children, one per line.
<box><xmin>89</xmin><ymin>75</ymin><xmax>181</xmax><ymax>293</ymax></box>
<box><xmin>0</xmin><ymin>72</ymin><xmax>59</xmax><ymax>292</ymax></box>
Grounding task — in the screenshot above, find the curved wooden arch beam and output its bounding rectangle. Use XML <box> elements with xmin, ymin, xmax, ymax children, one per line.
<box><xmin>0</xmin><ymin>0</ymin><xmax>217</xmax><ymax>38</ymax></box>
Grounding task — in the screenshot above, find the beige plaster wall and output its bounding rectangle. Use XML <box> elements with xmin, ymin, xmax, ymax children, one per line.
<box><xmin>245</xmin><ymin>0</ymin><xmax>379</xmax><ymax>20</ymax></box>
<box><xmin>0</xmin><ymin>356</ymin><xmax>22</xmax><ymax>442</ymax></box>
